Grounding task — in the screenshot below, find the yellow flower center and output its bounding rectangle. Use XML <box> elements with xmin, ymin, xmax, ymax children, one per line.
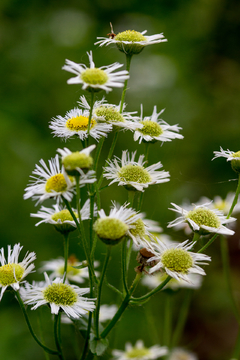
<box><xmin>43</xmin><ymin>283</ymin><xmax>77</xmax><ymax>306</ymax></box>
<box><xmin>187</xmin><ymin>208</ymin><xmax>221</xmax><ymax>228</ymax></box>
<box><xmin>95</xmin><ymin>106</ymin><xmax>124</xmax><ymax>123</ymax></box>
<box><xmin>126</xmin><ymin>347</ymin><xmax>150</xmax><ymax>358</ymax></box>
<box><xmin>63</xmin><ymin>152</ymin><xmax>93</xmax><ymax>170</ymax></box>
<box><xmin>66</xmin><ymin>116</ymin><xmax>96</xmax><ymax>132</ymax></box>
<box><xmin>0</xmin><ymin>263</ymin><xmax>24</xmax><ymax>286</ymax></box>
<box><xmin>115</xmin><ymin>30</ymin><xmax>146</xmax><ymax>42</ymax></box>
<box><xmin>81</xmin><ymin>68</ymin><xmax>108</xmax><ymax>85</ymax></box>
<box><xmin>130</xmin><ymin>218</ymin><xmax>146</xmax><ymax>237</ymax></box>
<box><xmin>140</xmin><ymin>120</ymin><xmax>163</xmax><ymax>137</ymax></box>
<box><xmin>118</xmin><ymin>164</ymin><xmax>151</xmax><ymax>184</ymax></box>
<box><xmin>161</xmin><ymin>248</ymin><xmax>193</xmax><ymax>274</ymax></box>
<box><xmin>94</xmin><ymin>218</ymin><xmax>128</xmax><ymax>240</ymax></box>
<box><xmin>51</xmin><ymin>209</ymin><xmax>77</xmax><ymax>223</ymax></box>
<box><xmin>45</xmin><ymin>174</ymin><xmax>68</xmax><ymax>193</ymax></box>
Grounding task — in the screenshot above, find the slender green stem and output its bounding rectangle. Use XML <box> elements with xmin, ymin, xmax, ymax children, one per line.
<box><xmin>121</xmin><ymin>239</ymin><xmax>129</xmax><ymax>295</ymax></box>
<box><xmin>130</xmin><ymin>275</ymin><xmax>172</xmax><ymax>302</ymax></box>
<box><xmin>37</xmin><ymin>311</ymin><xmax>50</xmax><ymax>360</ymax></box>
<box><xmin>86</xmin><ymin>92</ymin><xmax>95</xmax><ymax>147</ymax></box>
<box><xmin>144</xmin><ymin>142</ymin><xmax>150</xmax><ymax>163</ymax></box>
<box><xmin>220</xmin><ymin>236</ymin><xmax>240</xmax><ymax>324</ymax></box>
<box><xmin>137</xmin><ymin>192</ymin><xmax>144</xmax><ymax>211</ymax></box>
<box><xmin>232</xmin><ymin>329</ymin><xmax>240</xmax><ymax>359</ymax></box>
<box><xmin>63</xmin><ymin>233</ymin><xmax>69</xmax><ymax>283</ymax></box>
<box><xmin>62</xmin><ymin>198</ymin><xmax>97</xmax><ymax>284</ymax></box>
<box><xmin>227</xmin><ymin>174</ymin><xmax>240</xmax><ymax>219</ymax></box>
<box><xmin>198</xmin><ymin>233</ymin><xmax>218</xmax><ymax>253</ymax></box>
<box><xmin>101</xmin><ymin>273</ymin><xmax>142</xmax><ymax>339</ymax></box>
<box><xmin>172</xmin><ymin>289</ymin><xmax>192</xmax><ymax>347</ymax></box>
<box><xmin>54</xmin><ymin>314</ymin><xmax>65</xmax><ymax>360</ymax></box>
<box><xmin>127</xmin><ymin>191</ymin><xmax>135</xmax><ymax>208</ymax></box>
<box><xmin>15</xmin><ymin>291</ymin><xmax>59</xmax><ymax>355</ymax></box>
<box><xmin>95</xmin><ymin>246</ymin><xmax>112</xmax><ymax>338</ymax></box>
<box><xmin>94</xmin><ymin>137</ymin><xmax>105</xmax><ymax>172</ymax></box>
<box><xmin>119</xmin><ymin>54</ymin><xmax>132</xmax><ymax>113</ymax></box>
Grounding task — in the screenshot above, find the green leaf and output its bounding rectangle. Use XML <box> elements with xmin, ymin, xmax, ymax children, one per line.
<box><xmin>89</xmin><ymin>334</ymin><xmax>109</xmax><ymax>356</ymax></box>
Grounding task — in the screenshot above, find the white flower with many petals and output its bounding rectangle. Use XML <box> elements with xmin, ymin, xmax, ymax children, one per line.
<box><xmin>57</xmin><ymin>145</ymin><xmax>95</xmax><ymax>175</ymax></box>
<box><xmin>62</xmin><ymin>51</ymin><xmax>129</xmax><ymax>93</ymax></box>
<box><xmin>168</xmin><ymin>348</ymin><xmax>198</xmax><ymax>360</ymax></box>
<box><xmin>24</xmin><ymin>155</ymin><xmax>75</xmax><ymax>205</ymax></box>
<box><xmin>168</xmin><ymin>202</ymin><xmax>236</xmax><ymax>236</ymax></box>
<box><xmin>104</xmin><ymin>150</ymin><xmax>170</xmax><ymax>192</ymax></box>
<box><xmin>94</xmin><ymin>203</ymin><xmax>141</xmax><ymax>245</ymax></box>
<box><xmin>20</xmin><ymin>273</ymin><xmax>95</xmax><ymax>319</ymax></box>
<box><xmin>50</xmin><ymin>108</ymin><xmax>112</xmax><ymax>141</ymax></box>
<box><xmin>39</xmin><ymin>256</ymin><xmax>99</xmax><ymax>284</ymax></box>
<box><xmin>213</xmin><ymin>147</ymin><xmax>240</xmax><ymax>173</ymax></box>
<box><xmin>134</xmin><ymin>106</ymin><xmax>183</xmax><ymax>144</ymax></box>
<box><xmin>147</xmin><ymin>239</ymin><xmax>211</xmax><ymax>282</ymax></box>
<box><xmin>112</xmin><ymin>340</ymin><xmax>168</xmax><ymax>360</ymax></box>
<box><xmin>78</xmin><ymin>95</ymin><xmax>141</xmax><ymax>132</ymax></box>
<box><xmin>0</xmin><ymin>244</ymin><xmax>36</xmax><ymax>300</ymax></box>
<box><xmin>95</xmin><ymin>26</ymin><xmax>167</xmax><ymax>55</ymax></box>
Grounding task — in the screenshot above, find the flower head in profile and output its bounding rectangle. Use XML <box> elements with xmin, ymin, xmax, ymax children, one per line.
<box><xmin>50</xmin><ymin>108</ymin><xmax>112</xmax><ymax>141</ymax></box>
<box><xmin>57</xmin><ymin>145</ymin><xmax>95</xmax><ymax>176</ymax></box>
<box><xmin>134</xmin><ymin>105</ymin><xmax>183</xmax><ymax>144</ymax></box>
<box><xmin>0</xmin><ymin>244</ymin><xmax>36</xmax><ymax>300</ymax></box>
<box><xmin>147</xmin><ymin>239</ymin><xmax>211</xmax><ymax>282</ymax></box>
<box><xmin>104</xmin><ymin>150</ymin><xmax>170</xmax><ymax>192</ymax></box>
<box><xmin>62</xmin><ymin>51</ymin><xmax>129</xmax><ymax>93</ymax></box>
<box><xmin>168</xmin><ymin>202</ymin><xmax>236</xmax><ymax>236</ymax></box>
<box><xmin>93</xmin><ymin>203</ymin><xmax>141</xmax><ymax>245</ymax></box>
<box><xmin>20</xmin><ymin>272</ymin><xmax>95</xmax><ymax>319</ymax></box>
<box><xmin>168</xmin><ymin>348</ymin><xmax>198</xmax><ymax>360</ymax></box>
<box><xmin>24</xmin><ymin>155</ymin><xmax>75</xmax><ymax>205</ymax></box>
<box><xmin>39</xmin><ymin>256</ymin><xmax>99</xmax><ymax>284</ymax></box>
<box><xmin>213</xmin><ymin>147</ymin><xmax>240</xmax><ymax>173</ymax></box>
<box><xmin>31</xmin><ymin>199</ymin><xmax>96</xmax><ymax>234</ymax></box>
<box><xmin>112</xmin><ymin>340</ymin><xmax>168</xmax><ymax>360</ymax></box>
<box><xmin>78</xmin><ymin>95</ymin><xmax>141</xmax><ymax>132</ymax></box>
<box><xmin>95</xmin><ymin>24</ymin><xmax>167</xmax><ymax>55</ymax></box>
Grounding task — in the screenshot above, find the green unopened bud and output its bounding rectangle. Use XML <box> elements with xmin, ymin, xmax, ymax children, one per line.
<box><xmin>63</xmin><ymin>152</ymin><xmax>93</xmax><ymax>176</ymax></box>
<box><xmin>115</xmin><ymin>30</ymin><xmax>146</xmax><ymax>55</ymax></box>
<box><xmin>93</xmin><ymin>217</ymin><xmax>128</xmax><ymax>245</ymax></box>
<box><xmin>231</xmin><ymin>151</ymin><xmax>240</xmax><ymax>173</ymax></box>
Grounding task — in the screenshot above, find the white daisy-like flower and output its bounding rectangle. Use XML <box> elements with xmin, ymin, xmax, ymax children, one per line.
<box><xmin>39</xmin><ymin>256</ymin><xmax>99</xmax><ymax>284</ymax></box>
<box><xmin>147</xmin><ymin>239</ymin><xmax>211</xmax><ymax>282</ymax></box>
<box><xmin>112</xmin><ymin>340</ymin><xmax>168</xmax><ymax>360</ymax></box>
<box><xmin>168</xmin><ymin>202</ymin><xmax>236</xmax><ymax>236</ymax></box>
<box><xmin>24</xmin><ymin>155</ymin><xmax>75</xmax><ymax>205</ymax></box>
<box><xmin>104</xmin><ymin>150</ymin><xmax>170</xmax><ymax>192</ymax></box>
<box><xmin>212</xmin><ymin>192</ymin><xmax>240</xmax><ymax>215</ymax></box>
<box><xmin>78</xmin><ymin>95</ymin><xmax>142</xmax><ymax>131</ymax></box>
<box><xmin>0</xmin><ymin>244</ymin><xmax>36</xmax><ymax>300</ymax></box>
<box><xmin>99</xmin><ymin>304</ymin><xmax>118</xmax><ymax>322</ymax></box>
<box><xmin>141</xmin><ymin>272</ymin><xmax>203</xmax><ymax>290</ymax></box>
<box><xmin>213</xmin><ymin>147</ymin><xmax>240</xmax><ymax>173</ymax></box>
<box><xmin>20</xmin><ymin>272</ymin><xmax>95</xmax><ymax>319</ymax></box>
<box><xmin>168</xmin><ymin>348</ymin><xmax>198</xmax><ymax>360</ymax></box>
<box><xmin>93</xmin><ymin>203</ymin><xmax>141</xmax><ymax>245</ymax></box>
<box><xmin>31</xmin><ymin>199</ymin><xmax>96</xmax><ymax>230</ymax></box>
<box><xmin>134</xmin><ymin>105</ymin><xmax>183</xmax><ymax>144</ymax></box>
<box><xmin>95</xmin><ymin>26</ymin><xmax>167</xmax><ymax>56</ymax></box>
<box><xmin>62</xmin><ymin>51</ymin><xmax>129</xmax><ymax>93</ymax></box>
<box><xmin>50</xmin><ymin>108</ymin><xmax>112</xmax><ymax>141</ymax></box>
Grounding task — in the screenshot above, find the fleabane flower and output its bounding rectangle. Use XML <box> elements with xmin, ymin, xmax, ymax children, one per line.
<box><xmin>95</xmin><ymin>26</ymin><xmax>167</xmax><ymax>56</ymax></box>
<box><xmin>103</xmin><ymin>150</ymin><xmax>170</xmax><ymax>192</ymax></box>
<box><xmin>50</xmin><ymin>108</ymin><xmax>112</xmax><ymax>141</ymax></box>
<box><xmin>62</xmin><ymin>51</ymin><xmax>129</xmax><ymax>93</ymax></box>
<box><xmin>78</xmin><ymin>95</ymin><xmax>141</xmax><ymax>131</ymax></box>
<box><xmin>31</xmin><ymin>199</ymin><xmax>96</xmax><ymax>234</ymax></box>
<box><xmin>0</xmin><ymin>244</ymin><xmax>36</xmax><ymax>300</ymax></box>
<box><xmin>24</xmin><ymin>155</ymin><xmax>75</xmax><ymax>205</ymax></box>
<box><xmin>141</xmin><ymin>272</ymin><xmax>203</xmax><ymax>291</ymax></box>
<box><xmin>168</xmin><ymin>202</ymin><xmax>236</xmax><ymax>236</ymax></box>
<box><xmin>93</xmin><ymin>203</ymin><xmax>141</xmax><ymax>245</ymax></box>
<box><xmin>39</xmin><ymin>256</ymin><xmax>99</xmax><ymax>284</ymax></box>
<box><xmin>168</xmin><ymin>348</ymin><xmax>198</xmax><ymax>360</ymax></box>
<box><xmin>57</xmin><ymin>145</ymin><xmax>95</xmax><ymax>176</ymax></box>
<box><xmin>20</xmin><ymin>272</ymin><xmax>95</xmax><ymax>319</ymax></box>
<box><xmin>134</xmin><ymin>105</ymin><xmax>183</xmax><ymax>144</ymax></box>
<box><xmin>147</xmin><ymin>239</ymin><xmax>211</xmax><ymax>282</ymax></box>
<box><xmin>212</xmin><ymin>147</ymin><xmax>240</xmax><ymax>173</ymax></box>
<box><xmin>112</xmin><ymin>340</ymin><xmax>168</xmax><ymax>360</ymax></box>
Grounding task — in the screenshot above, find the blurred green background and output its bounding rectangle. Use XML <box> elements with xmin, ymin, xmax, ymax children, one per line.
<box><xmin>1</xmin><ymin>0</ymin><xmax>240</xmax><ymax>359</ymax></box>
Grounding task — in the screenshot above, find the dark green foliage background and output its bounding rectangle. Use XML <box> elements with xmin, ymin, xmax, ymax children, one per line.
<box><xmin>1</xmin><ymin>0</ymin><xmax>240</xmax><ymax>359</ymax></box>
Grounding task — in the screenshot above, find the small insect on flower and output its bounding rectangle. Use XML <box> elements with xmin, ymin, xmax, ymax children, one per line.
<box><xmin>136</xmin><ymin>247</ymin><xmax>157</xmax><ymax>273</ymax></box>
<box><xmin>107</xmin><ymin>22</ymin><xmax>116</xmax><ymax>39</ymax></box>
